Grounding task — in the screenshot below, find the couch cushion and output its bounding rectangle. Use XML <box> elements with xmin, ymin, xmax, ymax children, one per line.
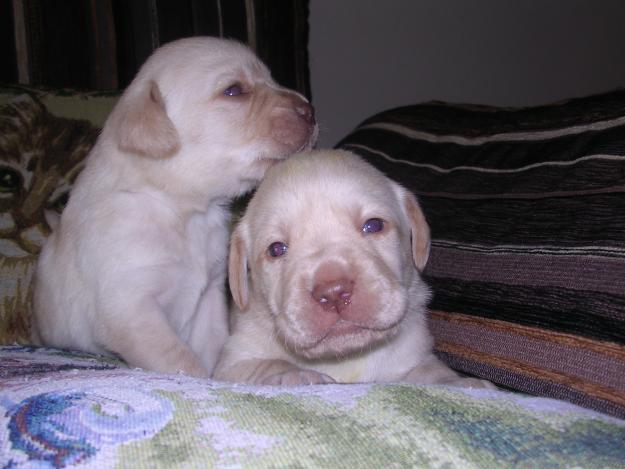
<box><xmin>2</xmin><ymin>345</ymin><xmax>624</xmax><ymax>467</ymax></box>
<box><xmin>338</xmin><ymin>89</ymin><xmax>625</xmax><ymax>418</ymax></box>
<box><xmin>0</xmin><ymin>85</ymin><xmax>118</xmax><ymax>344</ymax></box>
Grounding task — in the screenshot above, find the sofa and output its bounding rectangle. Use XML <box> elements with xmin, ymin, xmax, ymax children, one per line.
<box><xmin>1</xmin><ymin>84</ymin><xmax>624</xmax><ymax>468</ymax></box>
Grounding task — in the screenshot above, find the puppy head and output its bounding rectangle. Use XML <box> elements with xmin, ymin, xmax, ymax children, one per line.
<box><xmin>229</xmin><ymin>150</ymin><xmax>431</xmax><ymax>360</ymax></box>
<box><xmin>109</xmin><ymin>37</ymin><xmax>318</xmax><ymax>199</ymax></box>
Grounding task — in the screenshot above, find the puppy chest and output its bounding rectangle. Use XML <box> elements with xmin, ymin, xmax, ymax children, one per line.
<box><xmin>311</xmin><ymin>339</ymin><xmax>415</xmax><ymax>383</ymax></box>
<box><xmin>184</xmin><ymin>211</ymin><xmax>229</xmax><ymax>280</ymax></box>
<box><xmin>314</xmin><ymin>358</ymin><xmax>367</xmax><ymax>383</ymax></box>
<box><xmin>159</xmin><ymin>212</ymin><xmax>229</xmax><ymax>321</ymax></box>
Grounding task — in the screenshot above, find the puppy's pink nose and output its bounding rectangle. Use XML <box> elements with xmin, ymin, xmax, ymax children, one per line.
<box><xmin>295</xmin><ymin>100</ymin><xmax>315</xmax><ymax>125</ymax></box>
<box><xmin>312</xmin><ymin>279</ymin><xmax>353</xmax><ymax>312</ymax></box>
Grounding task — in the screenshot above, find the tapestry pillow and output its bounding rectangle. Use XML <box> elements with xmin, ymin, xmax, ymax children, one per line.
<box><xmin>0</xmin><ymin>84</ymin><xmax>118</xmax><ymax>344</ymax></box>
<box><xmin>338</xmin><ymin>89</ymin><xmax>625</xmax><ymax>419</ymax></box>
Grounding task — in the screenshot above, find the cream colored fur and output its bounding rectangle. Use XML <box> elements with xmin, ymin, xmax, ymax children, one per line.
<box><xmin>32</xmin><ymin>37</ymin><xmax>317</xmax><ymax>377</ymax></box>
<box><xmin>214</xmin><ymin>150</ymin><xmax>494</xmax><ymax>388</ymax></box>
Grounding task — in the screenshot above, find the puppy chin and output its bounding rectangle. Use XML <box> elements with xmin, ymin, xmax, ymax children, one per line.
<box><xmin>243</xmin><ymin>137</ymin><xmax>315</xmax><ymax>185</ymax></box>
<box><xmin>254</xmin><ymin>155</ymin><xmax>287</xmax><ymax>174</ymax></box>
<box><xmin>281</xmin><ymin>321</ymin><xmax>401</xmax><ymax>361</ymax></box>
<box><xmin>238</xmin><ymin>158</ymin><xmax>284</xmax><ymax>191</ymax></box>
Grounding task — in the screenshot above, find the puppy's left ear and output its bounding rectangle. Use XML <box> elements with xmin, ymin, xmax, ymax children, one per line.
<box><xmin>395</xmin><ymin>185</ymin><xmax>431</xmax><ymax>272</ymax></box>
<box><xmin>116</xmin><ymin>80</ymin><xmax>181</xmax><ymax>158</ymax></box>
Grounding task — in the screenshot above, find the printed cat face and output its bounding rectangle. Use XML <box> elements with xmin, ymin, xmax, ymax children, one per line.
<box><xmin>0</xmin><ymin>94</ymin><xmax>98</xmax><ymax>341</ymax></box>
<box><xmin>0</xmin><ymin>95</ymin><xmax>97</xmax><ymax>257</ymax></box>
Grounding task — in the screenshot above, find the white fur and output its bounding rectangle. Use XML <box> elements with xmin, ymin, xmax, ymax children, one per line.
<box><xmin>214</xmin><ymin>150</ymin><xmax>494</xmax><ymax>388</ymax></box>
<box><xmin>32</xmin><ymin>37</ymin><xmax>317</xmax><ymax>377</ymax></box>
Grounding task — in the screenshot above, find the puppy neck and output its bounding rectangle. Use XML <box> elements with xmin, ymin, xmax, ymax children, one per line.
<box><xmin>78</xmin><ymin>143</ymin><xmax>234</xmax><ymax>216</ymax></box>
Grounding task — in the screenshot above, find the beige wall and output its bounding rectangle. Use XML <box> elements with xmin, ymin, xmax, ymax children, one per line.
<box><xmin>309</xmin><ymin>0</ymin><xmax>625</xmax><ymax>147</ymax></box>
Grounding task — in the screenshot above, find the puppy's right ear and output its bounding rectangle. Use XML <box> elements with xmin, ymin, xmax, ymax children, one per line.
<box><xmin>117</xmin><ymin>80</ymin><xmax>180</xmax><ymax>158</ymax></box>
<box><xmin>393</xmin><ymin>184</ymin><xmax>431</xmax><ymax>272</ymax></box>
<box><xmin>229</xmin><ymin>226</ymin><xmax>250</xmax><ymax>310</ymax></box>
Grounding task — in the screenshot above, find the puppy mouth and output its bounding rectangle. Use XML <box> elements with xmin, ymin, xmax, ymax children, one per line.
<box><xmin>258</xmin><ymin>155</ymin><xmax>286</xmax><ymax>165</ymax></box>
<box><xmin>254</xmin><ymin>138</ymin><xmax>313</xmax><ymax>171</ymax></box>
<box><xmin>252</xmin><ymin>122</ymin><xmax>317</xmax><ymax>176</ymax></box>
<box><xmin>318</xmin><ymin>319</ymin><xmax>401</xmax><ymax>344</ymax></box>
<box><xmin>319</xmin><ymin>320</ymin><xmax>368</xmax><ymax>341</ymax></box>
<box><xmin>295</xmin><ymin>140</ymin><xmax>314</xmax><ymax>154</ymax></box>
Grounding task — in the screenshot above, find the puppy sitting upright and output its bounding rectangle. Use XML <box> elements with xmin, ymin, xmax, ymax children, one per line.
<box><xmin>214</xmin><ymin>150</ymin><xmax>493</xmax><ymax>388</ymax></box>
<box><xmin>32</xmin><ymin>37</ymin><xmax>317</xmax><ymax>377</ymax></box>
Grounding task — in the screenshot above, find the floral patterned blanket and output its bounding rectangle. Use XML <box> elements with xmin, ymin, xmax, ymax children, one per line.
<box><xmin>1</xmin><ymin>346</ymin><xmax>624</xmax><ymax>468</ymax></box>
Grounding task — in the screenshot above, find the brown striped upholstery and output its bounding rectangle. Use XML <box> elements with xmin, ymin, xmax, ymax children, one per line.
<box><xmin>430</xmin><ymin>311</ymin><xmax>625</xmax><ymax>417</ymax></box>
<box><xmin>338</xmin><ymin>90</ymin><xmax>625</xmax><ymax>418</ymax></box>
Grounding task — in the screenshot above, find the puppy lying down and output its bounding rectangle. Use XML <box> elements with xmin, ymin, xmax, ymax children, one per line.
<box><xmin>214</xmin><ymin>150</ymin><xmax>494</xmax><ymax>387</ymax></box>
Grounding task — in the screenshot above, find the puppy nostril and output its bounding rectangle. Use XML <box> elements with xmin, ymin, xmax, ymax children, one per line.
<box><xmin>296</xmin><ymin>102</ymin><xmax>315</xmax><ymax>125</ymax></box>
<box><xmin>312</xmin><ymin>279</ymin><xmax>353</xmax><ymax>310</ymax></box>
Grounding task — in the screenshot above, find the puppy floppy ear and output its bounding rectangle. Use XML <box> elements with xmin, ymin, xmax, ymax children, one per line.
<box><xmin>116</xmin><ymin>80</ymin><xmax>180</xmax><ymax>158</ymax></box>
<box><xmin>229</xmin><ymin>225</ymin><xmax>250</xmax><ymax>310</ymax></box>
<box><xmin>396</xmin><ymin>185</ymin><xmax>431</xmax><ymax>272</ymax></box>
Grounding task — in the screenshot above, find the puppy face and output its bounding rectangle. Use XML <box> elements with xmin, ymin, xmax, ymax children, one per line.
<box><xmin>230</xmin><ymin>150</ymin><xmax>430</xmax><ymax>360</ymax></box>
<box><xmin>110</xmin><ymin>37</ymin><xmax>317</xmax><ymax>199</ymax></box>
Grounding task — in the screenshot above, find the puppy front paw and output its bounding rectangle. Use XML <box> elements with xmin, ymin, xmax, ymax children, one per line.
<box><xmin>262</xmin><ymin>369</ymin><xmax>335</xmax><ymax>386</ymax></box>
<box><xmin>403</xmin><ymin>357</ymin><xmax>497</xmax><ymax>389</ymax></box>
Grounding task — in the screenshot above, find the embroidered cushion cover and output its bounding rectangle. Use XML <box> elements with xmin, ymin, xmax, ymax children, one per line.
<box><xmin>0</xmin><ymin>85</ymin><xmax>118</xmax><ymax>344</ymax></box>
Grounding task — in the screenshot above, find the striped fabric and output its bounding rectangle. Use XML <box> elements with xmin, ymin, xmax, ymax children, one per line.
<box><xmin>338</xmin><ymin>90</ymin><xmax>625</xmax><ymax>418</ymax></box>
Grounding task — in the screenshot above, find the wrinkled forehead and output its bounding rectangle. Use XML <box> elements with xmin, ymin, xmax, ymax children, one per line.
<box><xmin>200</xmin><ymin>44</ymin><xmax>270</xmax><ymax>80</ymax></box>
<box><xmin>143</xmin><ymin>38</ymin><xmax>273</xmax><ymax>90</ymax></box>
<box><xmin>247</xmin><ymin>157</ymin><xmax>402</xmax><ymax>237</ymax></box>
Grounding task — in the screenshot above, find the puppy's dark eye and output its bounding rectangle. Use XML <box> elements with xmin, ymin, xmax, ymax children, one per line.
<box><xmin>362</xmin><ymin>218</ymin><xmax>385</xmax><ymax>234</ymax></box>
<box><xmin>268</xmin><ymin>241</ymin><xmax>288</xmax><ymax>258</ymax></box>
<box><xmin>224</xmin><ymin>83</ymin><xmax>244</xmax><ymax>96</ymax></box>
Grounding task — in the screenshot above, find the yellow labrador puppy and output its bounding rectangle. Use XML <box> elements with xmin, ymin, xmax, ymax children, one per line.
<box><xmin>215</xmin><ymin>150</ymin><xmax>493</xmax><ymax>388</ymax></box>
<box><xmin>32</xmin><ymin>37</ymin><xmax>317</xmax><ymax>377</ymax></box>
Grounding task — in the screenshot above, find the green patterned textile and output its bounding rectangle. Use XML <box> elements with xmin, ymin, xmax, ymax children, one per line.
<box><xmin>1</xmin><ymin>346</ymin><xmax>624</xmax><ymax>468</ymax></box>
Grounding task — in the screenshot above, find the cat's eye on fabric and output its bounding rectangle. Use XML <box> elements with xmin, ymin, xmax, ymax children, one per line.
<box><xmin>0</xmin><ymin>168</ymin><xmax>22</xmax><ymax>193</ymax></box>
